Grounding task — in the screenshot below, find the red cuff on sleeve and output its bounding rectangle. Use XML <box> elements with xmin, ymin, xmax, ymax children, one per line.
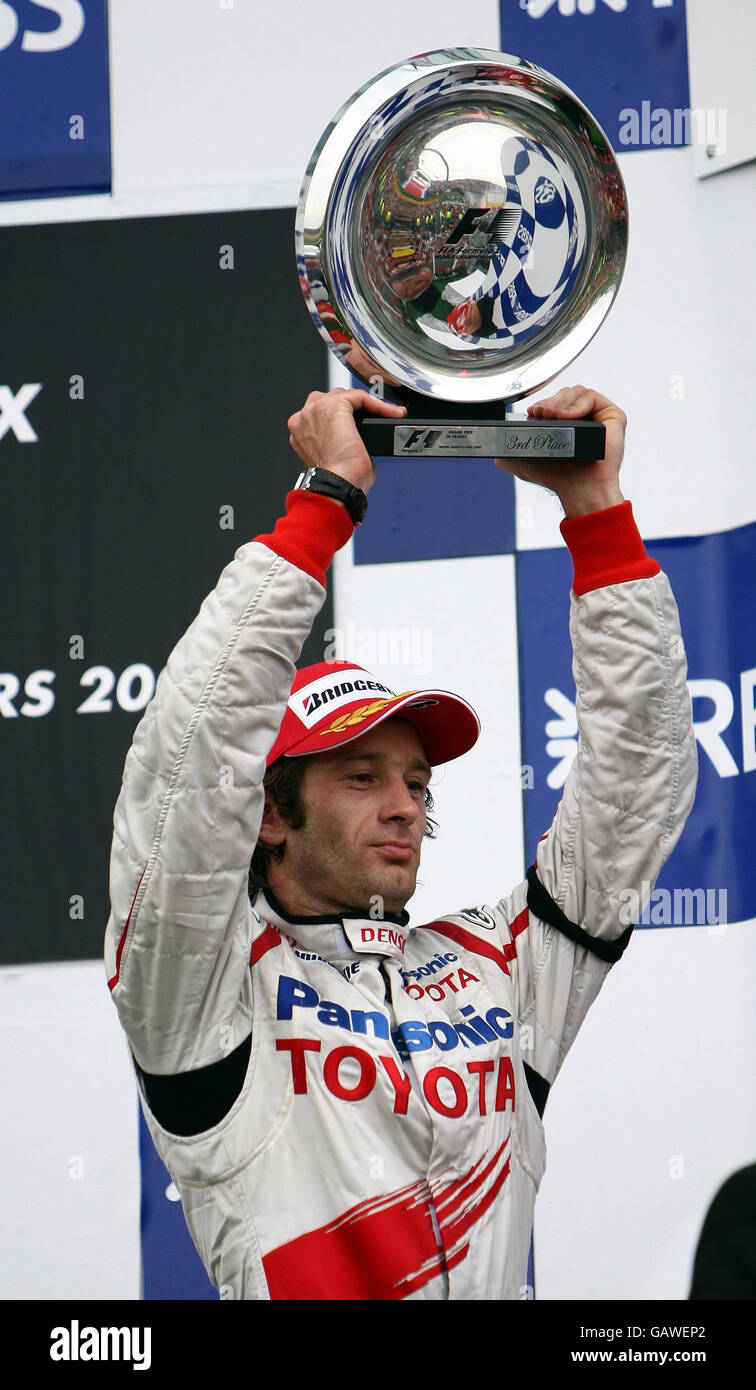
<box><xmin>559</xmin><ymin>500</ymin><xmax>660</xmax><ymax>596</ymax></box>
<box><xmin>253</xmin><ymin>490</ymin><xmax>355</xmax><ymax>588</ymax></box>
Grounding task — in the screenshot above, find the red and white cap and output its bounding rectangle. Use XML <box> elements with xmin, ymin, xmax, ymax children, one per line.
<box><xmin>267</xmin><ymin>661</ymin><xmax>480</xmax><ymax>768</ymax></box>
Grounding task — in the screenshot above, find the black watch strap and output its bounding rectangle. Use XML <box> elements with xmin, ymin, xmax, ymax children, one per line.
<box><xmin>294</xmin><ymin>467</ymin><xmax>368</xmax><ymax>525</ymax></box>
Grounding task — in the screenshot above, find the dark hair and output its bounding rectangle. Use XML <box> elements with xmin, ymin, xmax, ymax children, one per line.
<box><xmin>248</xmin><ymin>754</ymin><xmax>438</xmax><ymax>900</ymax></box>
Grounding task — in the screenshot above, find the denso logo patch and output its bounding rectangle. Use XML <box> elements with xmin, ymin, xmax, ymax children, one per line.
<box><xmin>290</xmin><ymin>668</ymin><xmax>396</xmax><ymax>729</ymax></box>
<box><xmin>359</xmin><ymin>925</ymin><xmax>406</xmax><ymax>954</ymax></box>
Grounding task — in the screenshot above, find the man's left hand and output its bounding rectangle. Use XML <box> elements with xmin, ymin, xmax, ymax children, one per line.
<box><xmin>494</xmin><ymin>384</ymin><xmax>626</xmax><ymax>518</ymax></box>
<box><xmin>287</xmin><ymin>388</ymin><xmax>406</xmax><ymax>496</ymax></box>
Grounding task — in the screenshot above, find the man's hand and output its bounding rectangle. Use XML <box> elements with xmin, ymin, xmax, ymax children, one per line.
<box><xmin>287</xmin><ymin>388</ymin><xmax>406</xmax><ymax>496</ymax></box>
<box><xmin>494</xmin><ymin>384</ymin><xmax>626</xmax><ymax>518</ymax></box>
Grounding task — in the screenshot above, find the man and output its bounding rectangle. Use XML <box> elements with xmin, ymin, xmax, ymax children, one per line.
<box><xmin>105</xmin><ymin>384</ymin><xmax>697</xmax><ymax>1300</ymax></box>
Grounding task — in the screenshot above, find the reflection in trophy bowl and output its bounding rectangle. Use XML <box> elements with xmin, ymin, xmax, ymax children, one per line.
<box><xmin>342</xmin><ymin>343</ymin><xmax>403</xmax><ymax>390</ymax></box>
<box><xmin>296</xmin><ymin>50</ymin><xmax>628</xmax><ymax>405</ymax></box>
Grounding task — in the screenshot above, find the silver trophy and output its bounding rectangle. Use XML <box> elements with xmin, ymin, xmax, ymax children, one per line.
<box><xmin>296</xmin><ymin>48</ymin><xmax>628</xmax><ymax>461</ymax></box>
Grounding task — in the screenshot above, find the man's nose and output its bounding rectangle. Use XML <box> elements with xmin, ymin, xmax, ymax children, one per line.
<box><xmin>380</xmin><ymin>776</ymin><xmax>420</xmax><ymax>821</ymax></box>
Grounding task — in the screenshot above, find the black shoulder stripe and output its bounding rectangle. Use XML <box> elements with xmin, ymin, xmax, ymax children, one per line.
<box><xmin>134</xmin><ymin>1033</ymin><xmax>252</xmax><ymax>1136</ymax></box>
<box><xmin>523</xmin><ymin>1062</ymin><xmax>550</xmax><ymax>1119</ymax></box>
<box><xmin>526</xmin><ymin>865</ymin><xmax>633</xmax><ymax>964</ymax></box>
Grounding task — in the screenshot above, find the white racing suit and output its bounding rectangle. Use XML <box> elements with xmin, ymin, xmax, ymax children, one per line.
<box><xmin>104</xmin><ymin>491</ymin><xmax>697</xmax><ymax>1300</ymax></box>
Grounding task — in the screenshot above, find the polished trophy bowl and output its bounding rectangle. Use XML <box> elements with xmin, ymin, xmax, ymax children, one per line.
<box><xmin>296</xmin><ymin>48</ymin><xmax>628</xmax><ymax>455</ymax></box>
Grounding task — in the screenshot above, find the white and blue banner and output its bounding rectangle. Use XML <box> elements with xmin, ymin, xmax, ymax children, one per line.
<box><xmin>499</xmin><ymin>0</ymin><xmax>691</xmax><ymax>153</ymax></box>
<box><xmin>354</xmin><ymin>458</ymin><xmax>517</xmax><ymax>564</ymax></box>
<box><xmin>0</xmin><ymin>0</ymin><xmax>110</xmax><ymax>200</ymax></box>
<box><xmin>519</xmin><ymin>522</ymin><xmax>756</xmax><ymax>926</ymax></box>
<box><xmin>139</xmin><ymin>1118</ymin><xmax>216</xmax><ymax>1300</ymax></box>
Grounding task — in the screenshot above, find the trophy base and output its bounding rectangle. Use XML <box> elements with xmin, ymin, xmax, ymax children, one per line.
<box><xmin>357</xmin><ymin>393</ymin><xmax>605</xmax><ymax>461</ymax></box>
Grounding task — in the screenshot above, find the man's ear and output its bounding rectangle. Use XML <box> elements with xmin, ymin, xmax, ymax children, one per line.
<box><xmin>257</xmin><ymin>794</ymin><xmax>287</xmax><ymax>848</ymax></box>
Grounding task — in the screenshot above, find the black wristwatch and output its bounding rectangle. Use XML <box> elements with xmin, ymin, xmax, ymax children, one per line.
<box><xmin>293</xmin><ymin>467</ymin><xmax>368</xmax><ymax>526</ymax></box>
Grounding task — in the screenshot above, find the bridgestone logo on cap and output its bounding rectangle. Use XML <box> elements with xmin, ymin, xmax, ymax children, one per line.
<box><xmin>291</xmin><ymin>668</ymin><xmax>396</xmax><ymax>730</ymax></box>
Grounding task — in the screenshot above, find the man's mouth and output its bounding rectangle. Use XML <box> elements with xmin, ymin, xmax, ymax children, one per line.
<box><xmin>372</xmin><ymin>841</ymin><xmax>415</xmax><ymax>862</ymax></box>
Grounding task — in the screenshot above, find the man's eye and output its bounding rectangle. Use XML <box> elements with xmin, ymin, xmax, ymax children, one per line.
<box><xmin>350</xmin><ymin>772</ymin><xmax>373</xmax><ymax>783</ymax></box>
<box><xmin>408</xmin><ymin>781</ymin><xmax>427</xmax><ymax>795</ymax></box>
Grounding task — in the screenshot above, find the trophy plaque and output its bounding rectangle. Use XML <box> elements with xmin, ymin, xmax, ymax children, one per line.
<box><xmin>295</xmin><ymin>49</ymin><xmax>628</xmax><ymax>461</ymax></box>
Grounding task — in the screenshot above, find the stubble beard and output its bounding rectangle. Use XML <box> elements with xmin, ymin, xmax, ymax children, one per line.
<box><xmin>285</xmin><ymin>827</ymin><xmax>419</xmax><ymax>916</ymax></box>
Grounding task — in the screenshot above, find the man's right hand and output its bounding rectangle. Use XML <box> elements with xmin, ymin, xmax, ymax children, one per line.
<box><xmin>287</xmin><ymin>388</ymin><xmax>406</xmax><ymax>495</ymax></box>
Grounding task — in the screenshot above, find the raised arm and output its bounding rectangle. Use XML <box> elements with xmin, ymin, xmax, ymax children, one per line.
<box><xmin>104</xmin><ymin>390</ymin><xmax>405</xmax><ymax>1075</ymax></box>
<box><xmin>494</xmin><ymin>386</ymin><xmax>698</xmax><ymax>1092</ymax></box>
